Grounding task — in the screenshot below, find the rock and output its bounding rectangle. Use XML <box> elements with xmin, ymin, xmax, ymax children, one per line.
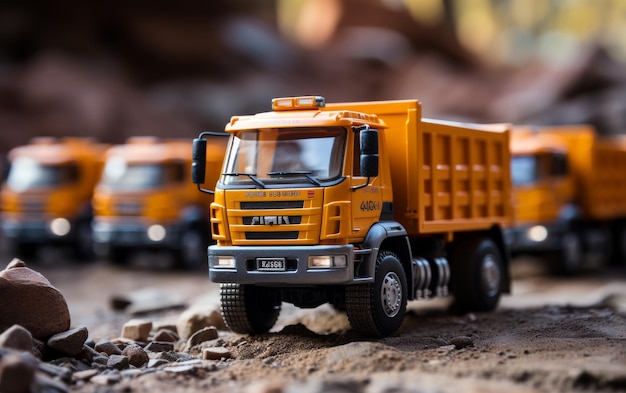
<box><xmin>187</xmin><ymin>326</ymin><xmax>219</xmax><ymax>348</ymax></box>
<box><xmin>0</xmin><ymin>324</ymin><xmax>33</xmax><ymax>352</ymax></box>
<box><xmin>72</xmin><ymin>368</ymin><xmax>98</xmax><ymax>383</ymax></box>
<box><xmin>147</xmin><ymin>358</ymin><xmax>170</xmax><ymax>368</ymax></box>
<box><xmin>144</xmin><ymin>341</ymin><xmax>175</xmax><ymax>352</ymax></box>
<box><xmin>202</xmin><ymin>346</ymin><xmax>231</xmax><ymax>360</ymax></box>
<box><xmin>0</xmin><ymin>260</ymin><xmax>71</xmax><ymax>339</ymax></box>
<box><xmin>47</xmin><ymin>326</ymin><xmax>89</xmax><ymax>356</ymax></box>
<box><xmin>110</xmin><ymin>288</ymin><xmax>186</xmax><ymax>315</ymax></box>
<box><xmin>91</xmin><ymin>372</ymin><xmax>122</xmax><ymax>386</ymax></box>
<box><xmin>107</xmin><ymin>354</ymin><xmax>129</xmax><ymax>370</ymax></box>
<box><xmin>121</xmin><ymin>319</ymin><xmax>153</xmax><ymax>341</ymax></box>
<box><xmin>0</xmin><ymin>351</ymin><xmax>37</xmax><ymax>393</ymax></box>
<box><xmin>38</xmin><ymin>362</ymin><xmax>72</xmax><ymax>383</ymax></box>
<box><xmin>450</xmin><ymin>336</ymin><xmax>474</xmax><ymax>350</ymax></box>
<box><xmin>153</xmin><ymin>329</ymin><xmax>178</xmax><ymax>342</ymax></box>
<box><xmin>79</xmin><ymin>344</ymin><xmax>101</xmax><ymax>363</ymax></box>
<box><xmin>94</xmin><ymin>339</ymin><xmax>122</xmax><ymax>356</ymax></box>
<box><xmin>121</xmin><ymin>344</ymin><xmax>149</xmax><ymax>367</ymax></box>
<box><xmin>177</xmin><ymin>304</ymin><xmax>225</xmax><ymax>340</ymax></box>
<box><xmin>5</xmin><ymin>259</ymin><xmax>25</xmax><ymax>269</ymax></box>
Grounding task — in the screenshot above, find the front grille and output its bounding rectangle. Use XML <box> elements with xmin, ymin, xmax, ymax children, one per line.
<box><xmin>245</xmin><ymin>231</ymin><xmax>299</xmax><ymax>240</ymax></box>
<box><xmin>116</xmin><ymin>202</ymin><xmax>143</xmax><ymax>215</ymax></box>
<box><xmin>241</xmin><ymin>201</ymin><xmax>304</xmax><ymax>210</ymax></box>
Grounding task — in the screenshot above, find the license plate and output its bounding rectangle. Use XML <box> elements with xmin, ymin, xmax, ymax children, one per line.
<box><xmin>257</xmin><ymin>258</ymin><xmax>286</xmax><ymax>271</ymax></box>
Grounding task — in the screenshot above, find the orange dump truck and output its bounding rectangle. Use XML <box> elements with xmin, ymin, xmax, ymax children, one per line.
<box><xmin>92</xmin><ymin>136</ymin><xmax>227</xmax><ymax>269</ymax></box>
<box><xmin>508</xmin><ymin>125</ymin><xmax>626</xmax><ymax>274</ymax></box>
<box><xmin>192</xmin><ymin>96</ymin><xmax>513</xmax><ymax>337</ymax></box>
<box><xmin>0</xmin><ymin>137</ymin><xmax>108</xmax><ymax>259</ymax></box>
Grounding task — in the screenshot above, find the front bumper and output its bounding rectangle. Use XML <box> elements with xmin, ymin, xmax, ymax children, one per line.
<box><xmin>92</xmin><ymin>220</ymin><xmax>182</xmax><ymax>249</ymax></box>
<box><xmin>0</xmin><ymin>218</ymin><xmax>77</xmax><ymax>244</ymax></box>
<box><xmin>208</xmin><ymin>244</ymin><xmax>359</xmax><ymax>285</ymax></box>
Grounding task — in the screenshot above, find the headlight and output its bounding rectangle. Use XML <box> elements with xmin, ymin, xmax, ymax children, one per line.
<box><xmin>147</xmin><ymin>224</ymin><xmax>166</xmax><ymax>242</ymax></box>
<box><xmin>527</xmin><ymin>225</ymin><xmax>548</xmax><ymax>242</ymax></box>
<box><xmin>49</xmin><ymin>218</ymin><xmax>71</xmax><ymax>237</ymax></box>
<box><xmin>214</xmin><ymin>256</ymin><xmax>236</xmax><ymax>268</ymax></box>
<box><xmin>308</xmin><ymin>255</ymin><xmax>347</xmax><ymax>268</ymax></box>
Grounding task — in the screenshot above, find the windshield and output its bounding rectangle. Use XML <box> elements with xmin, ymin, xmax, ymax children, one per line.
<box><xmin>222</xmin><ymin>127</ymin><xmax>346</xmax><ymax>186</ymax></box>
<box><xmin>511</xmin><ymin>155</ymin><xmax>539</xmax><ymax>186</ymax></box>
<box><xmin>7</xmin><ymin>157</ymin><xmax>79</xmax><ymax>192</ymax></box>
<box><xmin>100</xmin><ymin>157</ymin><xmax>185</xmax><ymax>191</ymax></box>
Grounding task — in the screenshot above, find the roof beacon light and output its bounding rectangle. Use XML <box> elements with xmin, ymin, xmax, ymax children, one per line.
<box><xmin>272</xmin><ymin>96</ymin><xmax>326</xmax><ymax>111</ymax></box>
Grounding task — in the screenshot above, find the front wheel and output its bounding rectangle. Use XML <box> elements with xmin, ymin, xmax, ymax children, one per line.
<box><xmin>451</xmin><ymin>238</ymin><xmax>503</xmax><ymax>312</ymax></box>
<box><xmin>345</xmin><ymin>251</ymin><xmax>407</xmax><ymax>337</ymax></box>
<box><xmin>220</xmin><ymin>283</ymin><xmax>281</xmax><ymax>334</ymax></box>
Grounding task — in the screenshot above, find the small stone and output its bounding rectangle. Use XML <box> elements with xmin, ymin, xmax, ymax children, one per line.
<box><xmin>144</xmin><ymin>341</ymin><xmax>175</xmax><ymax>352</ymax></box>
<box><xmin>176</xmin><ymin>304</ymin><xmax>225</xmax><ymax>340</ymax></box>
<box><xmin>202</xmin><ymin>346</ymin><xmax>231</xmax><ymax>360</ymax></box>
<box><xmin>72</xmin><ymin>369</ymin><xmax>98</xmax><ymax>382</ymax></box>
<box><xmin>147</xmin><ymin>358</ymin><xmax>170</xmax><ymax>368</ymax></box>
<box><xmin>34</xmin><ymin>371</ymin><xmax>70</xmax><ymax>393</ymax></box>
<box><xmin>94</xmin><ymin>340</ymin><xmax>122</xmax><ymax>356</ymax></box>
<box><xmin>121</xmin><ymin>319</ymin><xmax>152</xmax><ymax>341</ymax></box>
<box><xmin>153</xmin><ymin>329</ymin><xmax>178</xmax><ymax>342</ymax></box>
<box><xmin>91</xmin><ymin>373</ymin><xmax>121</xmax><ymax>386</ymax></box>
<box><xmin>47</xmin><ymin>326</ymin><xmax>89</xmax><ymax>356</ymax></box>
<box><xmin>187</xmin><ymin>326</ymin><xmax>219</xmax><ymax>348</ymax></box>
<box><xmin>450</xmin><ymin>336</ymin><xmax>474</xmax><ymax>350</ymax></box>
<box><xmin>107</xmin><ymin>354</ymin><xmax>129</xmax><ymax>370</ymax></box>
<box><xmin>38</xmin><ymin>362</ymin><xmax>72</xmax><ymax>383</ymax></box>
<box><xmin>121</xmin><ymin>344</ymin><xmax>149</xmax><ymax>367</ymax></box>
<box><xmin>92</xmin><ymin>355</ymin><xmax>109</xmax><ymax>366</ymax></box>
<box><xmin>6</xmin><ymin>258</ymin><xmax>26</xmax><ymax>269</ymax></box>
<box><xmin>0</xmin><ymin>352</ymin><xmax>37</xmax><ymax>393</ymax></box>
<box><xmin>0</xmin><ymin>325</ymin><xmax>33</xmax><ymax>352</ymax></box>
<box><xmin>79</xmin><ymin>344</ymin><xmax>101</xmax><ymax>363</ymax></box>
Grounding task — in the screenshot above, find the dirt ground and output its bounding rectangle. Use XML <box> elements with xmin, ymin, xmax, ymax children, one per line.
<box><xmin>26</xmin><ymin>254</ymin><xmax>626</xmax><ymax>393</ymax></box>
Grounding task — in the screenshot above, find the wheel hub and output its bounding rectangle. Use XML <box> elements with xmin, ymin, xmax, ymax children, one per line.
<box><xmin>381</xmin><ymin>272</ymin><xmax>402</xmax><ymax>317</ymax></box>
<box><xmin>481</xmin><ymin>254</ymin><xmax>500</xmax><ymax>297</ymax></box>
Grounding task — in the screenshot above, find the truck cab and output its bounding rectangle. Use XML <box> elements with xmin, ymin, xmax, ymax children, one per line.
<box><xmin>0</xmin><ymin>137</ymin><xmax>107</xmax><ymax>260</ymax></box>
<box><xmin>92</xmin><ymin>136</ymin><xmax>227</xmax><ymax>269</ymax></box>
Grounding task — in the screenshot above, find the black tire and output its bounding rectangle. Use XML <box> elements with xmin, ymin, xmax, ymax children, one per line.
<box><xmin>220</xmin><ymin>283</ymin><xmax>281</xmax><ymax>334</ymax></box>
<box><xmin>109</xmin><ymin>246</ymin><xmax>130</xmax><ymax>265</ymax></box>
<box><xmin>609</xmin><ymin>222</ymin><xmax>626</xmax><ymax>267</ymax></box>
<box><xmin>73</xmin><ymin>219</ymin><xmax>95</xmax><ymax>261</ymax></box>
<box><xmin>451</xmin><ymin>238</ymin><xmax>503</xmax><ymax>312</ymax></box>
<box><xmin>345</xmin><ymin>251</ymin><xmax>407</xmax><ymax>337</ymax></box>
<box><xmin>175</xmin><ymin>228</ymin><xmax>206</xmax><ymax>270</ymax></box>
<box><xmin>549</xmin><ymin>231</ymin><xmax>583</xmax><ymax>276</ymax></box>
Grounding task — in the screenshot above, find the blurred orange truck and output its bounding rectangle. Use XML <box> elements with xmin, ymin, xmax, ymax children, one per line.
<box><xmin>192</xmin><ymin>96</ymin><xmax>514</xmax><ymax>337</ymax></box>
<box><xmin>0</xmin><ymin>137</ymin><xmax>108</xmax><ymax>259</ymax></box>
<box><xmin>507</xmin><ymin>125</ymin><xmax>626</xmax><ymax>275</ymax></box>
<box><xmin>92</xmin><ymin>136</ymin><xmax>227</xmax><ymax>269</ymax></box>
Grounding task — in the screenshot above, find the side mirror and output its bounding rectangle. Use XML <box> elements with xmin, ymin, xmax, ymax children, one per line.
<box><xmin>360</xmin><ymin>129</ymin><xmax>379</xmax><ymax>178</ymax></box>
<box><xmin>191</xmin><ymin>137</ymin><xmax>207</xmax><ymax>185</ymax></box>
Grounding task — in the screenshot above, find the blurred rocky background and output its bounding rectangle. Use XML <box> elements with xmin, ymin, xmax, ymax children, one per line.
<box><xmin>1</xmin><ymin>0</ymin><xmax>626</xmax><ymax>155</ymax></box>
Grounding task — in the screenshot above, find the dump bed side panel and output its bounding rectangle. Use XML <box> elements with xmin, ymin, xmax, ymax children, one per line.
<box><xmin>582</xmin><ymin>137</ymin><xmax>626</xmax><ymax>219</ymax></box>
<box><xmin>414</xmin><ymin>120</ymin><xmax>512</xmax><ymax>235</ymax></box>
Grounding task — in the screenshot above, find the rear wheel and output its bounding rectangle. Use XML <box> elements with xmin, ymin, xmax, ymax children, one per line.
<box><xmin>345</xmin><ymin>251</ymin><xmax>407</xmax><ymax>337</ymax></box>
<box><xmin>549</xmin><ymin>231</ymin><xmax>583</xmax><ymax>276</ymax></box>
<box><xmin>176</xmin><ymin>228</ymin><xmax>206</xmax><ymax>270</ymax></box>
<box><xmin>220</xmin><ymin>283</ymin><xmax>281</xmax><ymax>334</ymax></box>
<box><xmin>451</xmin><ymin>238</ymin><xmax>503</xmax><ymax>312</ymax></box>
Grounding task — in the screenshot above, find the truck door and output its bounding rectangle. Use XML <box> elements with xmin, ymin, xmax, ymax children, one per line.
<box><xmin>351</xmin><ymin>127</ymin><xmax>383</xmax><ymax>238</ymax></box>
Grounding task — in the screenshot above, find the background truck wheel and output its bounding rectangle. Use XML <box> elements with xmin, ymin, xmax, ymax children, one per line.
<box><xmin>550</xmin><ymin>231</ymin><xmax>583</xmax><ymax>276</ymax></box>
<box><xmin>176</xmin><ymin>228</ymin><xmax>205</xmax><ymax>270</ymax></box>
<box><xmin>220</xmin><ymin>283</ymin><xmax>281</xmax><ymax>334</ymax></box>
<box><xmin>345</xmin><ymin>251</ymin><xmax>407</xmax><ymax>337</ymax></box>
<box><xmin>451</xmin><ymin>238</ymin><xmax>503</xmax><ymax>312</ymax></box>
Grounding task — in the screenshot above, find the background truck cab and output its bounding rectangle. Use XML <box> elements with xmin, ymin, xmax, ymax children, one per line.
<box><xmin>508</xmin><ymin>125</ymin><xmax>626</xmax><ymax>275</ymax></box>
<box><xmin>193</xmin><ymin>96</ymin><xmax>514</xmax><ymax>337</ymax></box>
<box><xmin>92</xmin><ymin>136</ymin><xmax>227</xmax><ymax>269</ymax></box>
<box><xmin>0</xmin><ymin>137</ymin><xmax>107</xmax><ymax>260</ymax></box>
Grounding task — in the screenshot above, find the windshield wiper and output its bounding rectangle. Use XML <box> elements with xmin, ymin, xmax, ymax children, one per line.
<box><xmin>267</xmin><ymin>171</ymin><xmax>322</xmax><ymax>186</ymax></box>
<box><xmin>223</xmin><ymin>172</ymin><xmax>266</xmax><ymax>188</ymax></box>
